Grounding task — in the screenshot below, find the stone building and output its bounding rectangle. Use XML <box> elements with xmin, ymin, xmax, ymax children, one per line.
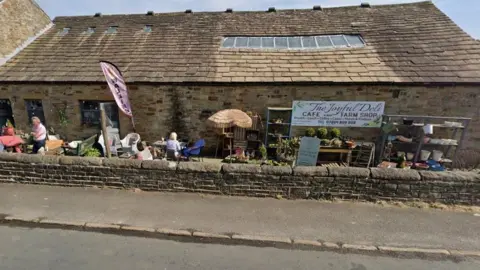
<box><xmin>0</xmin><ymin>1</ymin><xmax>479</xmax><ymax>152</ymax></box>
<box><xmin>0</xmin><ymin>0</ymin><xmax>51</xmax><ymax>63</ymax></box>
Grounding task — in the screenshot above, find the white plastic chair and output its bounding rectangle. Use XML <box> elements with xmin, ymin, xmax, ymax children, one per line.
<box><xmin>120</xmin><ymin>133</ymin><xmax>141</xmax><ymax>154</ymax></box>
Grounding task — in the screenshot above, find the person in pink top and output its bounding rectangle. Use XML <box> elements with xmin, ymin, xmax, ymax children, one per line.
<box><xmin>31</xmin><ymin>117</ymin><xmax>46</xmax><ymax>154</ymax></box>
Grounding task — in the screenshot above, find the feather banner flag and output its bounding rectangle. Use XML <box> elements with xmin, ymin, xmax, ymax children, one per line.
<box><xmin>99</xmin><ymin>61</ymin><xmax>135</xmax><ymax>128</ymax></box>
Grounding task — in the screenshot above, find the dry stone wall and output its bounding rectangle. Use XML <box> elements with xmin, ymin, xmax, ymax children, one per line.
<box><xmin>0</xmin><ymin>153</ymin><xmax>478</xmax><ymax>205</ymax></box>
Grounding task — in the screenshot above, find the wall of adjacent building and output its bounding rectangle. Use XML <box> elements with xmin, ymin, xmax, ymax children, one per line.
<box><xmin>0</xmin><ymin>0</ymin><xmax>51</xmax><ymax>61</ymax></box>
<box><xmin>0</xmin><ymin>83</ymin><xmax>479</xmax><ymax>152</ymax></box>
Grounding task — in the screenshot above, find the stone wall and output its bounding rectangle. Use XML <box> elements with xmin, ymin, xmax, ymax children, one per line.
<box><xmin>0</xmin><ymin>83</ymin><xmax>478</xmax><ymax>153</ymax></box>
<box><xmin>0</xmin><ymin>0</ymin><xmax>51</xmax><ymax>60</ymax></box>
<box><xmin>0</xmin><ymin>153</ymin><xmax>478</xmax><ymax>205</ymax></box>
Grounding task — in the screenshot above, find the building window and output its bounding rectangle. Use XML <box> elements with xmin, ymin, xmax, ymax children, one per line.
<box><xmin>0</xmin><ymin>99</ymin><xmax>14</xmax><ymax>127</ymax></box>
<box><xmin>25</xmin><ymin>100</ymin><xmax>46</xmax><ymax>124</ymax></box>
<box><xmin>221</xmin><ymin>34</ymin><xmax>365</xmax><ymax>50</ymax></box>
<box><xmin>80</xmin><ymin>101</ymin><xmax>119</xmax><ymax>128</ymax></box>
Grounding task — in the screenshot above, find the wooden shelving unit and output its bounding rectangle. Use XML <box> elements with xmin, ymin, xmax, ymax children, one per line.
<box><xmin>377</xmin><ymin>114</ymin><xmax>471</xmax><ymax>166</ymax></box>
<box><xmin>264</xmin><ymin>107</ymin><xmax>292</xmax><ymax>158</ymax></box>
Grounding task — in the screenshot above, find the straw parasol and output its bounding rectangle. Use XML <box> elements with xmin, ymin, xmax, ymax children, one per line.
<box><xmin>206</xmin><ymin>109</ymin><xmax>252</xmax><ymax>129</ymax></box>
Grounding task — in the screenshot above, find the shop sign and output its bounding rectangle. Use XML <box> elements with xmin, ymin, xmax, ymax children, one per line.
<box><xmin>291</xmin><ymin>101</ymin><xmax>385</xmax><ymax>127</ymax></box>
<box><xmin>296</xmin><ymin>137</ymin><xmax>321</xmax><ymax>166</ymax></box>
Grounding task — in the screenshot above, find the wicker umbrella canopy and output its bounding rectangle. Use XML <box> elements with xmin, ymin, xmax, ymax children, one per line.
<box><xmin>207</xmin><ymin>109</ymin><xmax>252</xmax><ymax>129</ymax></box>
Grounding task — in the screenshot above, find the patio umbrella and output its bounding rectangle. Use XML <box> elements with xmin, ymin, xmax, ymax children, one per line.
<box><xmin>206</xmin><ymin>109</ymin><xmax>252</xmax><ymax>129</ymax></box>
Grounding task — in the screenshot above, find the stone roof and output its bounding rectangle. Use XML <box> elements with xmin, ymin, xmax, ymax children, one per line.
<box><xmin>0</xmin><ymin>1</ymin><xmax>479</xmax><ymax>84</ymax></box>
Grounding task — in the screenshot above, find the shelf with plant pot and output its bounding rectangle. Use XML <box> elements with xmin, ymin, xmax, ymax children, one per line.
<box><xmin>264</xmin><ymin>107</ymin><xmax>292</xmax><ymax>155</ymax></box>
<box><xmin>378</xmin><ymin>114</ymin><xmax>471</xmax><ymax>167</ymax></box>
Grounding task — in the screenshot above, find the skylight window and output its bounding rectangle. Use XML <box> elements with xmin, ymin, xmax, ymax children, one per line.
<box><xmin>261</xmin><ymin>37</ymin><xmax>274</xmax><ymax>48</ymax></box>
<box><xmin>144</xmin><ymin>25</ymin><xmax>152</xmax><ymax>33</ymax></box>
<box><xmin>330</xmin><ymin>35</ymin><xmax>349</xmax><ymax>48</ymax></box>
<box><xmin>59</xmin><ymin>27</ymin><xmax>70</xmax><ymax>36</ymax></box>
<box><xmin>235</xmin><ymin>37</ymin><xmax>248</xmax><ymax>48</ymax></box>
<box><xmin>221</xmin><ymin>35</ymin><xmax>365</xmax><ymax>50</ymax></box>
<box><xmin>222</xmin><ymin>37</ymin><xmax>235</xmax><ymax>48</ymax></box>
<box><xmin>106</xmin><ymin>26</ymin><xmax>118</xmax><ymax>34</ymax></box>
<box><xmin>344</xmin><ymin>35</ymin><xmax>365</xmax><ymax>47</ymax></box>
<box><xmin>86</xmin><ymin>27</ymin><xmax>96</xmax><ymax>34</ymax></box>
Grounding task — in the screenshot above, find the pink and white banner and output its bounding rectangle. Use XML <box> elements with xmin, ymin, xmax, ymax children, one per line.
<box><xmin>99</xmin><ymin>61</ymin><xmax>133</xmax><ymax>118</ymax></box>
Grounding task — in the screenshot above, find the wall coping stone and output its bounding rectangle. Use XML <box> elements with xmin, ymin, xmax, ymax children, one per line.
<box><xmin>59</xmin><ymin>156</ymin><xmax>103</xmax><ymax>167</ymax></box>
<box><xmin>328</xmin><ymin>167</ymin><xmax>370</xmax><ymax>178</ymax></box>
<box><xmin>1</xmin><ymin>153</ymin><xmax>478</xmax><ymax>185</ymax></box>
<box><xmin>293</xmin><ymin>166</ymin><xmax>329</xmax><ymax>177</ymax></box>
<box><xmin>419</xmin><ymin>171</ymin><xmax>480</xmax><ymax>182</ymax></box>
<box><xmin>141</xmin><ymin>160</ymin><xmax>177</xmax><ymax>171</ymax></box>
<box><xmin>0</xmin><ymin>152</ymin><xmax>20</xmax><ymax>162</ymax></box>
<box><xmin>222</xmin><ymin>164</ymin><xmax>262</xmax><ymax>174</ymax></box>
<box><xmin>16</xmin><ymin>154</ymin><xmax>59</xmax><ymax>165</ymax></box>
<box><xmin>178</xmin><ymin>162</ymin><xmax>221</xmax><ymax>173</ymax></box>
<box><xmin>103</xmin><ymin>158</ymin><xmax>142</xmax><ymax>169</ymax></box>
<box><xmin>370</xmin><ymin>168</ymin><xmax>421</xmax><ymax>181</ymax></box>
<box><xmin>261</xmin><ymin>165</ymin><xmax>292</xmax><ymax>176</ymax></box>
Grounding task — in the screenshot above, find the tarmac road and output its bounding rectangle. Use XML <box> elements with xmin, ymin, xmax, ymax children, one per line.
<box><xmin>0</xmin><ymin>227</ymin><xmax>478</xmax><ymax>270</ymax></box>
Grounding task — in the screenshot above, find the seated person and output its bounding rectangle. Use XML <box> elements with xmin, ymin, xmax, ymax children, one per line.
<box><xmin>166</xmin><ymin>132</ymin><xmax>182</xmax><ymax>159</ymax></box>
<box><xmin>182</xmin><ymin>133</ymin><xmax>205</xmax><ymax>159</ymax></box>
<box><xmin>133</xmin><ymin>141</ymin><xmax>145</xmax><ymax>160</ymax></box>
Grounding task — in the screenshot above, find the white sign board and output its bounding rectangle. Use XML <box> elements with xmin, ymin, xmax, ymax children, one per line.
<box><xmin>296</xmin><ymin>137</ymin><xmax>321</xmax><ymax>166</ymax></box>
<box><xmin>292</xmin><ymin>101</ymin><xmax>385</xmax><ymax>127</ymax></box>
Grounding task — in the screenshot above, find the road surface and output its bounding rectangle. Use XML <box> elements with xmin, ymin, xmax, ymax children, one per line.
<box><xmin>0</xmin><ymin>227</ymin><xmax>478</xmax><ymax>270</ymax></box>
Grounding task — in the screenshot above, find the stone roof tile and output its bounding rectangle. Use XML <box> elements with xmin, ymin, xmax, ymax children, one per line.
<box><xmin>0</xmin><ymin>1</ymin><xmax>479</xmax><ymax>83</ymax></box>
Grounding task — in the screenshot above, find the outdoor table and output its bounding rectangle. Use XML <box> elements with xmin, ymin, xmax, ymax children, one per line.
<box><xmin>318</xmin><ymin>147</ymin><xmax>352</xmax><ymax>166</ymax></box>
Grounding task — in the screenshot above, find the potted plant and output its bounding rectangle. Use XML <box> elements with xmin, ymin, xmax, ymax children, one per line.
<box><xmin>259</xmin><ymin>144</ymin><xmax>267</xmax><ymax>161</ymax></box>
<box><xmin>84</xmin><ymin>147</ymin><xmax>101</xmax><ymax>157</ymax></box>
<box><xmin>305</xmin><ymin>128</ymin><xmax>316</xmax><ymax>137</ymax></box>
<box><xmin>316</xmin><ymin>127</ymin><xmax>328</xmax><ymax>139</ymax></box>
<box><xmin>329</xmin><ymin>128</ymin><xmax>341</xmax><ymax>139</ymax></box>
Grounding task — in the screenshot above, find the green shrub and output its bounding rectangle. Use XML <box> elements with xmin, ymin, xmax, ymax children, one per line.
<box><xmin>259</xmin><ymin>144</ymin><xmax>267</xmax><ymax>160</ymax></box>
<box><xmin>316</xmin><ymin>128</ymin><xmax>328</xmax><ymax>139</ymax></box>
<box><xmin>329</xmin><ymin>128</ymin><xmax>341</xmax><ymax>139</ymax></box>
<box><xmin>305</xmin><ymin>128</ymin><xmax>316</xmax><ymax>137</ymax></box>
<box><xmin>84</xmin><ymin>147</ymin><xmax>101</xmax><ymax>157</ymax></box>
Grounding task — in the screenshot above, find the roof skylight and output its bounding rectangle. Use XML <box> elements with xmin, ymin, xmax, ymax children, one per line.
<box><xmin>221</xmin><ymin>35</ymin><xmax>365</xmax><ymax>50</ymax></box>
<box><xmin>59</xmin><ymin>27</ymin><xmax>70</xmax><ymax>36</ymax></box>
<box><xmin>106</xmin><ymin>26</ymin><xmax>118</xmax><ymax>34</ymax></box>
<box><xmin>86</xmin><ymin>27</ymin><xmax>96</xmax><ymax>34</ymax></box>
<box><xmin>144</xmin><ymin>25</ymin><xmax>153</xmax><ymax>33</ymax></box>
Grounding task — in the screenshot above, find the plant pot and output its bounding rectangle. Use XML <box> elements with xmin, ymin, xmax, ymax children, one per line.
<box><xmin>420</xmin><ymin>150</ymin><xmax>431</xmax><ymax>161</ymax></box>
<box><xmin>432</xmin><ymin>150</ymin><xmax>443</xmax><ymax>162</ymax></box>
